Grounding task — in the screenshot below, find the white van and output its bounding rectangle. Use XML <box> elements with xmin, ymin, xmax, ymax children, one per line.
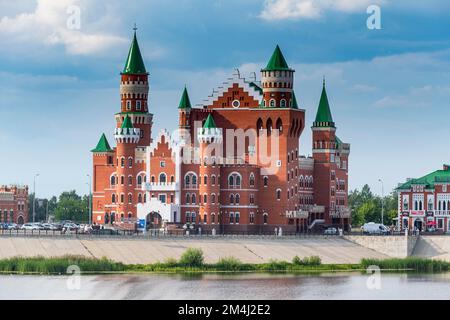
<box><xmin>361</xmin><ymin>222</ymin><xmax>390</xmax><ymax>235</ymax></box>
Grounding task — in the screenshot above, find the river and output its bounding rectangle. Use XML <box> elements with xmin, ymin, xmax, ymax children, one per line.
<box><xmin>1</xmin><ymin>272</ymin><xmax>450</xmax><ymax>300</ymax></box>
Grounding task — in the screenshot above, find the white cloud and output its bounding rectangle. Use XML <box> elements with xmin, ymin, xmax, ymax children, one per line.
<box><xmin>0</xmin><ymin>0</ymin><xmax>126</xmax><ymax>55</ymax></box>
<box><xmin>259</xmin><ymin>0</ymin><xmax>384</xmax><ymax>21</ymax></box>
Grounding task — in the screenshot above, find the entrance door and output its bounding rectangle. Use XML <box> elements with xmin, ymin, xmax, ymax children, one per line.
<box><xmin>414</xmin><ymin>219</ymin><xmax>423</xmax><ymax>231</ymax></box>
<box><xmin>146</xmin><ymin>212</ymin><xmax>162</xmax><ymax>229</ymax></box>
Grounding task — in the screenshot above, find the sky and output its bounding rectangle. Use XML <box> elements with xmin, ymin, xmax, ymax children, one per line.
<box><xmin>1</xmin><ymin>0</ymin><xmax>450</xmax><ymax>198</ymax></box>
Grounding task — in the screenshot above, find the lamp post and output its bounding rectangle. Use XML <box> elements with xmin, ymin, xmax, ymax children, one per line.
<box><xmin>378</xmin><ymin>178</ymin><xmax>384</xmax><ymax>226</ymax></box>
<box><xmin>33</xmin><ymin>173</ymin><xmax>39</xmax><ymax>223</ymax></box>
<box><xmin>87</xmin><ymin>174</ymin><xmax>92</xmax><ymax>225</ymax></box>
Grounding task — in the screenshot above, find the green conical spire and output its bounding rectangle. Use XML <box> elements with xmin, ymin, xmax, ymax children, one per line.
<box><xmin>121</xmin><ymin>114</ymin><xmax>134</xmax><ymax>129</ymax></box>
<box><xmin>178</xmin><ymin>86</ymin><xmax>192</xmax><ymax>109</ymax></box>
<box><xmin>91</xmin><ymin>133</ymin><xmax>113</xmax><ymax>153</ymax></box>
<box><xmin>313</xmin><ymin>79</ymin><xmax>335</xmax><ymax>127</ymax></box>
<box><xmin>262</xmin><ymin>45</ymin><xmax>291</xmax><ymax>71</ymax></box>
<box><xmin>203</xmin><ymin>114</ymin><xmax>217</xmax><ymax>129</ymax></box>
<box><xmin>292</xmin><ymin>91</ymin><xmax>299</xmax><ymax>109</ymax></box>
<box><xmin>122</xmin><ymin>31</ymin><xmax>147</xmax><ymax>74</ymax></box>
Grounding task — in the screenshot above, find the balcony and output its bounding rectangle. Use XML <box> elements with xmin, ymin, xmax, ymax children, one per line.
<box><xmin>143</xmin><ymin>182</ymin><xmax>178</xmax><ymax>192</ymax></box>
<box><xmin>286</xmin><ymin>210</ymin><xmax>309</xmax><ymax>219</ymax></box>
<box><xmin>330</xmin><ymin>206</ymin><xmax>351</xmax><ymax>218</ymax></box>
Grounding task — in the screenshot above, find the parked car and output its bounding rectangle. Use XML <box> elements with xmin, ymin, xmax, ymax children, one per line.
<box><xmin>41</xmin><ymin>223</ymin><xmax>53</xmax><ymax>230</ymax></box>
<box><xmin>7</xmin><ymin>223</ymin><xmax>19</xmax><ymax>230</ymax></box>
<box><xmin>21</xmin><ymin>223</ymin><xmax>41</xmax><ymax>230</ymax></box>
<box><xmin>49</xmin><ymin>223</ymin><xmax>62</xmax><ymax>231</ymax></box>
<box><xmin>324</xmin><ymin>227</ymin><xmax>338</xmax><ymax>235</ymax></box>
<box><xmin>63</xmin><ymin>223</ymin><xmax>79</xmax><ymax>231</ymax></box>
<box><xmin>362</xmin><ymin>222</ymin><xmax>390</xmax><ymax>235</ymax></box>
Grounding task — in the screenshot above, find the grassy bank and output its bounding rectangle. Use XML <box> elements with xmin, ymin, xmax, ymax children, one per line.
<box><xmin>0</xmin><ymin>248</ymin><xmax>448</xmax><ymax>275</ymax></box>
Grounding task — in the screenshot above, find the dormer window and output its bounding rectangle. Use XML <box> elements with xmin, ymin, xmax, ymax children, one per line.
<box><xmin>136</xmin><ymin>101</ymin><xmax>142</xmax><ymax>111</ymax></box>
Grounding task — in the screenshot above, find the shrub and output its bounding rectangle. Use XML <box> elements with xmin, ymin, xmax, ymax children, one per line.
<box><xmin>291</xmin><ymin>255</ymin><xmax>322</xmax><ymax>266</ymax></box>
<box><xmin>164</xmin><ymin>258</ymin><xmax>178</xmax><ymax>267</ymax></box>
<box><xmin>292</xmin><ymin>256</ymin><xmax>302</xmax><ymax>265</ymax></box>
<box><xmin>179</xmin><ymin>248</ymin><xmax>204</xmax><ymax>267</ymax></box>
<box><xmin>216</xmin><ymin>257</ymin><xmax>242</xmax><ymax>271</ymax></box>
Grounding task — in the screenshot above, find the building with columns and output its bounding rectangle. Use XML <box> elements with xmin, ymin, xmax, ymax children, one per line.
<box><xmin>91</xmin><ymin>31</ymin><xmax>351</xmax><ymax>232</ymax></box>
<box><xmin>0</xmin><ymin>185</ymin><xmax>28</xmax><ymax>225</ymax></box>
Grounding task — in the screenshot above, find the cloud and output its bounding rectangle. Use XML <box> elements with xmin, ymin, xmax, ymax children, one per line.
<box><xmin>0</xmin><ymin>0</ymin><xmax>126</xmax><ymax>55</ymax></box>
<box><xmin>259</xmin><ymin>0</ymin><xmax>384</xmax><ymax>21</ymax></box>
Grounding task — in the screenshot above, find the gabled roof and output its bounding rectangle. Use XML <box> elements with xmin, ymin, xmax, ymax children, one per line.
<box><xmin>91</xmin><ymin>133</ymin><xmax>113</xmax><ymax>153</ymax></box>
<box><xmin>262</xmin><ymin>45</ymin><xmax>291</xmax><ymax>71</ymax></box>
<box><xmin>203</xmin><ymin>114</ymin><xmax>217</xmax><ymax>129</ymax></box>
<box><xmin>178</xmin><ymin>86</ymin><xmax>192</xmax><ymax>109</ymax></box>
<box><xmin>121</xmin><ymin>114</ymin><xmax>134</xmax><ymax>129</ymax></box>
<box><xmin>122</xmin><ymin>31</ymin><xmax>147</xmax><ymax>75</ymax></box>
<box><xmin>313</xmin><ymin>80</ymin><xmax>335</xmax><ymax>127</ymax></box>
<box><xmin>397</xmin><ymin>167</ymin><xmax>450</xmax><ymax>190</ymax></box>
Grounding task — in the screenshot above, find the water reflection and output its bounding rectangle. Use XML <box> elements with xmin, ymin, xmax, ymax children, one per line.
<box><xmin>1</xmin><ymin>273</ymin><xmax>450</xmax><ymax>300</ymax></box>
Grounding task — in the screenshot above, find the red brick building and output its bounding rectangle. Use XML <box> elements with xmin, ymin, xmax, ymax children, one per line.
<box><xmin>397</xmin><ymin>164</ymin><xmax>450</xmax><ymax>232</ymax></box>
<box><xmin>91</xmin><ymin>32</ymin><xmax>351</xmax><ymax>232</ymax></box>
<box><xmin>0</xmin><ymin>185</ymin><xmax>28</xmax><ymax>224</ymax></box>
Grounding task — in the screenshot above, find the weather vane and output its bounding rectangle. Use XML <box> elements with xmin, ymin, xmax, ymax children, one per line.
<box><xmin>133</xmin><ymin>23</ymin><xmax>138</xmax><ymax>32</ymax></box>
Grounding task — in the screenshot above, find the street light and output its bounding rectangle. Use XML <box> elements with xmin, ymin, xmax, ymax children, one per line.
<box><xmin>33</xmin><ymin>173</ymin><xmax>39</xmax><ymax>223</ymax></box>
<box><xmin>87</xmin><ymin>174</ymin><xmax>92</xmax><ymax>225</ymax></box>
<box><xmin>378</xmin><ymin>178</ymin><xmax>384</xmax><ymax>226</ymax></box>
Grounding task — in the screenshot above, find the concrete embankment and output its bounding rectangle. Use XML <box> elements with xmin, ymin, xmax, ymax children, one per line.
<box><xmin>412</xmin><ymin>236</ymin><xmax>450</xmax><ymax>260</ymax></box>
<box><xmin>0</xmin><ymin>236</ymin><xmax>387</xmax><ymax>264</ymax></box>
<box><xmin>344</xmin><ymin>235</ymin><xmax>418</xmax><ymax>258</ymax></box>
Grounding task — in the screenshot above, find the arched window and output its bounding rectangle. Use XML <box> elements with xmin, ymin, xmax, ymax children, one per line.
<box><xmin>204</xmin><ymin>175</ymin><xmax>208</xmax><ymax>185</ymax></box>
<box><xmin>120</xmin><ymin>157</ymin><xmax>125</xmax><ymax>167</ymax></box>
<box><xmin>229</xmin><ymin>175</ymin><xmax>234</xmax><ymax>187</ymax></box>
<box><xmin>120</xmin><ymin>194</ymin><xmax>125</xmax><ymax>203</ymax></box>
<box><xmin>128</xmin><ymin>194</ymin><xmax>133</xmax><ymax>204</ymax></box>
<box><xmin>170</xmin><ymin>176</ymin><xmax>175</xmax><ymax>183</ymax></box>
<box><xmin>138</xmin><ymin>193</ymin><xmax>142</xmax><ymax>203</ymax></box>
<box><xmin>211</xmin><ymin>194</ymin><xmax>216</xmax><ymax>204</ymax></box>
<box><xmin>110</xmin><ymin>176</ymin><xmax>116</xmax><ymax>186</ymax></box>
<box><xmin>276</xmin><ymin>118</ymin><xmax>283</xmax><ymax>132</ymax></box>
<box><xmin>191</xmin><ymin>194</ymin><xmax>196</xmax><ymax>204</ymax></box>
<box><xmin>159</xmin><ymin>173</ymin><xmax>167</xmax><ymax>183</ymax></box>
<box><xmin>276</xmin><ymin>189</ymin><xmax>281</xmax><ymax>200</ymax></box>
<box><xmin>263</xmin><ymin>213</ymin><xmax>268</xmax><ymax>224</ymax></box>
<box><xmin>235</xmin><ymin>194</ymin><xmax>240</xmax><ymax>204</ymax></box>
<box><xmin>121</xmin><ymin>176</ymin><xmax>125</xmax><ymax>185</ymax></box>
<box><xmin>203</xmin><ymin>194</ymin><xmax>207</xmax><ymax>203</ymax></box>
<box><xmin>229</xmin><ymin>212</ymin><xmax>234</xmax><ymax>224</ymax></box>
<box><xmin>228</xmin><ymin>173</ymin><xmax>242</xmax><ymax>188</ymax></box>
<box><xmin>249</xmin><ymin>173</ymin><xmax>255</xmax><ymax>187</ymax></box>
<box><xmin>280</xmin><ymin>99</ymin><xmax>286</xmax><ymax>108</ymax></box>
<box><xmin>230</xmin><ymin>194</ymin><xmax>235</xmax><ymax>204</ymax></box>
<box><xmin>128</xmin><ymin>157</ymin><xmax>133</xmax><ymax>168</ymax></box>
<box><xmin>266</xmin><ymin>118</ymin><xmax>273</xmax><ymax>135</ymax></box>
<box><xmin>186</xmin><ymin>193</ymin><xmax>191</xmax><ymax>204</ymax></box>
<box><xmin>128</xmin><ymin>176</ymin><xmax>133</xmax><ymax>186</ymax></box>
<box><xmin>151</xmin><ymin>176</ymin><xmax>155</xmax><ymax>183</ymax></box>
<box><xmin>211</xmin><ymin>175</ymin><xmax>216</xmax><ymax>185</ymax></box>
<box><xmin>256</xmin><ymin>118</ymin><xmax>263</xmax><ymax>133</ymax></box>
<box><xmin>185</xmin><ymin>175</ymin><xmax>190</xmax><ymax>187</ymax></box>
<box><xmin>192</xmin><ymin>175</ymin><xmax>197</xmax><ymax>186</ymax></box>
<box><xmin>270</xmin><ymin>99</ymin><xmax>275</xmax><ymax>107</ymax></box>
<box><xmin>211</xmin><ymin>213</ymin><xmax>215</xmax><ymax>224</ymax></box>
<box><xmin>137</xmin><ymin>175</ymin><xmax>142</xmax><ymax>186</ymax></box>
<box><xmin>263</xmin><ymin>176</ymin><xmax>268</xmax><ymax>187</ymax></box>
<box><xmin>235</xmin><ymin>212</ymin><xmax>240</xmax><ymax>224</ymax></box>
<box><xmin>112</xmin><ymin>194</ymin><xmax>116</xmax><ymax>203</ymax></box>
<box><xmin>203</xmin><ymin>213</ymin><xmax>207</xmax><ymax>224</ymax></box>
<box><xmin>249</xmin><ymin>212</ymin><xmax>255</xmax><ymax>224</ymax></box>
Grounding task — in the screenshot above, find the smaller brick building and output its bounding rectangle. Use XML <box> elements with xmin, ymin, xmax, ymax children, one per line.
<box><xmin>0</xmin><ymin>185</ymin><xmax>28</xmax><ymax>224</ymax></box>
<box><xmin>397</xmin><ymin>164</ymin><xmax>450</xmax><ymax>232</ymax></box>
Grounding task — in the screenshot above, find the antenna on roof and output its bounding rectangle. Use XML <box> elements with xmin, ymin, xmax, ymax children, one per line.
<box><xmin>133</xmin><ymin>23</ymin><xmax>138</xmax><ymax>32</ymax></box>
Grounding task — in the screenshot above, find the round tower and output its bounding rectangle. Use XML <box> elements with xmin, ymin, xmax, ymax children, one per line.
<box><xmin>114</xmin><ymin>115</ymin><xmax>140</xmax><ymax>221</ymax></box>
<box><xmin>197</xmin><ymin>114</ymin><xmax>222</xmax><ymax>226</ymax></box>
<box><xmin>261</xmin><ymin>45</ymin><xmax>295</xmax><ymax>108</ymax></box>
<box><xmin>117</xmin><ymin>28</ymin><xmax>153</xmax><ymax>146</ymax></box>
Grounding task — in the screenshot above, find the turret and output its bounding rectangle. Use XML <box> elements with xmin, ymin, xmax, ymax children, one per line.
<box><xmin>117</xmin><ymin>28</ymin><xmax>153</xmax><ymax>146</ymax></box>
<box><xmin>261</xmin><ymin>45</ymin><xmax>295</xmax><ymax>108</ymax></box>
<box><xmin>197</xmin><ymin>114</ymin><xmax>222</xmax><ymax>226</ymax></box>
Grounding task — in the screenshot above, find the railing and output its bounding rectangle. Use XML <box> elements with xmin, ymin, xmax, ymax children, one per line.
<box><xmin>144</xmin><ymin>182</ymin><xmax>178</xmax><ymax>191</ymax></box>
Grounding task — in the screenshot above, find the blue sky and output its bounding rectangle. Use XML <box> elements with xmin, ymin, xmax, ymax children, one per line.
<box><xmin>1</xmin><ymin>0</ymin><xmax>450</xmax><ymax>198</ymax></box>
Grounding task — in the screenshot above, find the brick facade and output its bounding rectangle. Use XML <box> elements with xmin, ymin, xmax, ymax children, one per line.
<box><xmin>0</xmin><ymin>185</ymin><xmax>28</xmax><ymax>224</ymax></box>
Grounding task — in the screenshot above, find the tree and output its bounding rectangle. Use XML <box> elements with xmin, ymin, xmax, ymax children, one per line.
<box><xmin>54</xmin><ymin>191</ymin><xmax>89</xmax><ymax>223</ymax></box>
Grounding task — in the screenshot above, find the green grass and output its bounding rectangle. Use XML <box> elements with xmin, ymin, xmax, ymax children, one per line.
<box><xmin>0</xmin><ymin>249</ymin><xmax>449</xmax><ymax>275</ymax></box>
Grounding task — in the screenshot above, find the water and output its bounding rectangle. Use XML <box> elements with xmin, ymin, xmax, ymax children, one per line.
<box><xmin>1</xmin><ymin>272</ymin><xmax>450</xmax><ymax>300</ymax></box>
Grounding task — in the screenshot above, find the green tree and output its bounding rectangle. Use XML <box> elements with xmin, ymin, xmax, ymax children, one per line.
<box><xmin>54</xmin><ymin>191</ymin><xmax>89</xmax><ymax>223</ymax></box>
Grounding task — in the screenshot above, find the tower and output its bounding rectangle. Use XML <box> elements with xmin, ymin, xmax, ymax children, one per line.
<box><xmin>178</xmin><ymin>86</ymin><xmax>192</xmax><ymax>146</ymax></box>
<box><xmin>117</xmin><ymin>29</ymin><xmax>153</xmax><ymax>146</ymax></box>
<box><xmin>261</xmin><ymin>45</ymin><xmax>295</xmax><ymax>108</ymax></box>
<box><xmin>114</xmin><ymin>115</ymin><xmax>140</xmax><ymax>221</ymax></box>
<box><xmin>197</xmin><ymin>114</ymin><xmax>222</xmax><ymax>227</ymax></box>
<box><xmin>312</xmin><ymin>79</ymin><xmax>350</xmax><ymax>228</ymax></box>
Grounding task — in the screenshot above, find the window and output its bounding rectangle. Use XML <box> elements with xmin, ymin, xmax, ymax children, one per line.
<box><xmin>235</xmin><ymin>194</ymin><xmax>240</xmax><ymax>204</ymax></box>
<box><xmin>186</xmin><ymin>212</ymin><xmax>191</xmax><ymax>223</ymax></box>
<box><xmin>211</xmin><ymin>175</ymin><xmax>216</xmax><ymax>185</ymax></box>
<box><xmin>138</xmin><ymin>193</ymin><xmax>142</xmax><ymax>203</ymax></box>
<box><xmin>128</xmin><ymin>176</ymin><xmax>133</xmax><ymax>186</ymax></box>
<box><xmin>137</xmin><ymin>175</ymin><xmax>142</xmax><ymax>186</ymax></box>
<box><xmin>211</xmin><ymin>213</ymin><xmax>215</xmax><ymax>224</ymax></box>
<box><xmin>159</xmin><ymin>173</ymin><xmax>167</xmax><ymax>183</ymax></box>
<box><xmin>249</xmin><ymin>173</ymin><xmax>255</xmax><ymax>187</ymax></box>
<box><xmin>250</xmin><ymin>194</ymin><xmax>255</xmax><ymax>204</ymax></box>
<box><xmin>120</xmin><ymin>194</ymin><xmax>125</xmax><ymax>203</ymax></box>
<box><xmin>160</xmin><ymin>161</ymin><xmax>166</xmax><ymax>168</ymax></box>
<box><xmin>280</xmin><ymin>99</ymin><xmax>286</xmax><ymax>108</ymax></box>
<box><xmin>170</xmin><ymin>176</ymin><xmax>174</xmax><ymax>183</ymax></box>
<box><xmin>263</xmin><ymin>176</ymin><xmax>268</xmax><ymax>187</ymax></box>
<box><xmin>136</xmin><ymin>100</ymin><xmax>141</xmax><ymax>110</ymax></box>
<box><xmin>128</xmin><ymin>157</ymin><xmax>133</xmax><ymax>168</ymax></box>
<box><xmin>111</xmin><ymin>176</ymin><xmax>116</xmax><ymax>186</ymax></box>
<box><xmin>126</xmin><ymin>100</ymin><xmax>131</xmax><ymax>110</ymax></box>
<box><xmin>120</xmin><ymin>157</ymin><xmax>125</xmax><ymax>168</ymax></box>
<box><xmin>228</xmin><ymin>173</ymin><xmax>242</xmax><ymax>188</ymax></box>
<box><xmin>112</xmin><ymin>194</ymin><xmax>116</xmax><ymax>203</ymax></box>
<box><xmin>204</xmin><ymin>175</ymin><xmax>208</xmax><ymax>185</ymax></box>
<box><xmin>263</xmin><ymin>213</ymin><xmax>268</xmax><ymax>224</ymax></box>
<box><xmin>191</xmin><ymin>194</ymin><xmax>196</xmax><ymax>204</ymax></box>
<box><xmin>159</xmin><ymin>194</ymin><xmax>166</xmax><ymax>203</ymax></box>
<box><xmin>276</xmin><ymin>189</ymin><xmax>281</xmax><ymax>200</ymax></box>
<box><xmin>151</xmin><ymin>176</ymin><xmax>155</xmax><ymax>183</ymax></box>
<box><xmin>203</xmin><ymin>194</ymin><xmax>207</xmax><ymax>203</ymax></box>
<box><xmin>128</xmin><ymin>194</ymin><xmax>132</xmax><ymax>204</ymax></box>
<box><xmin>203</xmin><ymin>214</ymin><xmax>207</xmax><ymax>224</ymax></box>
<box><xmin>186</xmin><ymin>193</ymin><xmax>191</xmax><ymax>204</ymax></box>
<box><xmin>235</xmin><ymin>212</ymin><xmax>240</xmax><ymax>224</ymax></box>
<box><xmin>211</xmin><ymin>194</ymin><xmax>216</xmax><ymax>204</ymax></box>
<box><xmin>270</xmin><ymin>99</ymin><xmax>275</xmax><ymax>107</ymax></box>
<box><xmin>230</xmin><ymin>194</ymin><xmax>234</xmax><ymax>204</ymax></box>
<box><xmin>249</xmin><ymin>212</ymin><xmax>255</xmax><ymax>224</ymax></box>
<box><xmin>121</xmin><ymin>176</ymin><xmax>125</xmax><ymax>185</ymax></box>
<box><xmin>229</xmin><ymin>213</ymin><xmax>234</xmax><ymax>224</ymax></box>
